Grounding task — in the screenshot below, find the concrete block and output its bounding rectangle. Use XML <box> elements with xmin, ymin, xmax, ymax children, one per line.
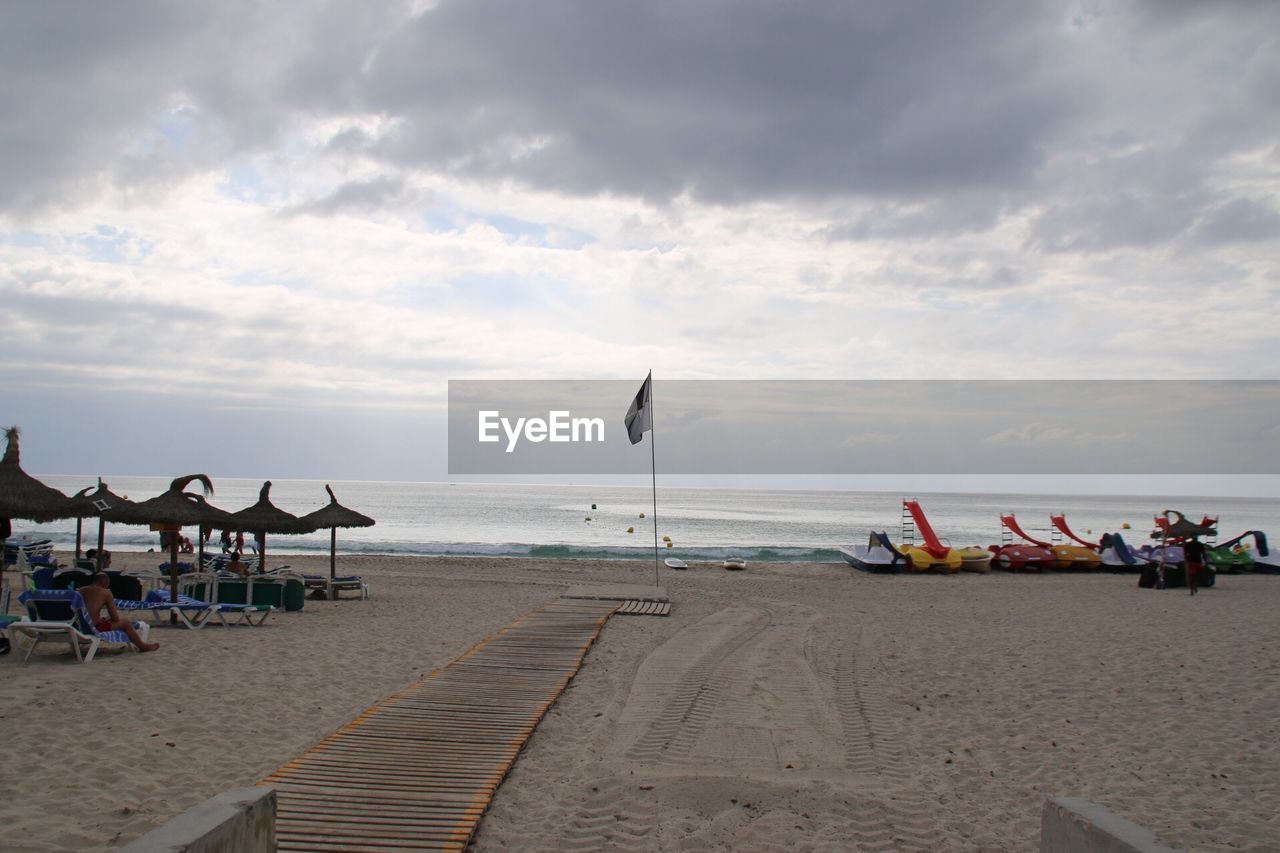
<box><xmin>120</xmin><ymin>786</ymin><xmax>275</xmax><ymax>853</ymax></box>
<box><xmin>1041</xmin><ymin>796</ymin><xmax>1178</xmax><ymax>853</ymax></box>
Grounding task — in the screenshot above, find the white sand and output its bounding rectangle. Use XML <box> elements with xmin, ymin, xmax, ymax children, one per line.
<box><xmin>2</xmin><ymin>553</ymin><xmax>1278</xmax><ymax>851</ymax></box>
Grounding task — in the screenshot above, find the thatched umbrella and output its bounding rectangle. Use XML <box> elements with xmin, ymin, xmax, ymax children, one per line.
<box><xmin>1152</xmin><ymin>509</ymin><xmax>1217</xmax><ymax>541</ymax></box>
<box><xmin>107</xmin><ymin>474</ymin><xmax>236</xmax><ymax>605</ymax></box>
<box><xmin>70</xmin><ymin>479</ymin><xmax>138</xmax><ymax>571</ymax></box>
<box><xmin>230</xmin><ymin>481</ymin><xmax>314</xmax><ymax>575</ymax></box>
<box><xmin>299</xmin><ymin>484</ymin><xmax>375</xmax><ymax>581</ymax></box>
<box><xmin>0</xmin><ymin>426</ymin><xmax>78</xmax><ymax>586</ymax></box>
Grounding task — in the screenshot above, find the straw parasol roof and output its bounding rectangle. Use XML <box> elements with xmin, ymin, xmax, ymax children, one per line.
<box><xmin>70</xmin><ymin>479</ymin><xmax>138</xmax><ymax>567</ymax></box>
<box><xmin>0</xmin><ymin>426</ymin><xmax>77</xmax><ymax>523</ymax></box>
<box><xmin>231</xmin><ymin>481</ymin><xmax>314</xmax><ymax>535</ymax></box>
<box><xmin>300</xmin><ymin>484</ymin><xmax>375</xmax><ymax>582</ymax></box>
<box><xmin>300</xmin><ymin>484</ymin><xmax>375</xmax><ymax>531</ymax></box>
<box><xmin>106</xmin><ymin>474</ymin><xmax>236</xmax><ymax>529</ymax></box>
<box><xmin>230</xmin><ymin>481</ymin><xmax>314</xmax><ymax>574</ymax></box>
<box><xmin>70</xmin><ymin>479</ymin><xmax>136</xmax><ymax>519</ymax></box>
<box><xmin>108</xmin><ymin>474</ymin><xmax>235</xmax><ymax>603</ymax></box>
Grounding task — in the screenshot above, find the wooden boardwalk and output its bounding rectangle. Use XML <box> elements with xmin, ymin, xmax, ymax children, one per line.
<box><xmin>264</xmin><ymin>597</ymin><xmax>620</xmax><ymax>851</ymax></box>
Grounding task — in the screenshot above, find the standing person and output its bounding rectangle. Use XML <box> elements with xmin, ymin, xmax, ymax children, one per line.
<box><xmin>1185</xmin><ymin>538</ymin><xmax>1206</xmax><ymax>596</ymax></box>
<box><xmin>80</xmin><ymin>573</ymin><xmax>159</xmax><ymax>652</ymax></box>
<box><xmin>219</xmin><ymin>528</ymin><xmax>232</xmax><ymax>553</ymax></box>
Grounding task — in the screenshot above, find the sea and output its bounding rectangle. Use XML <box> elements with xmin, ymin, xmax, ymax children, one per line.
<box><xmin>8</xmin><ymin>477</ymin><xmax>1279</xmax><ymax>563</ymax></box>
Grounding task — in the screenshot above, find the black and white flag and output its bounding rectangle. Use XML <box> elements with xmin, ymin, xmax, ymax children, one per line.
<box><xmin>624</xmin><ymin>373</ymin><xmax>652</xmax><ymax>445</ymax></box>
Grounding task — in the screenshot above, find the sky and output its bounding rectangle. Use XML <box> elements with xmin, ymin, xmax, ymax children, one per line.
<box><xmin>1</xmin><ymin>1</ymin><xmax>1278</xmax><ymax>494</ymax></box>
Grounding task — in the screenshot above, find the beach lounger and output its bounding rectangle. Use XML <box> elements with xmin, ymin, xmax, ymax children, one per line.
<box><xmin>112</xmin><ymin>583</ymin><xmax>274</xmax><ymax>628</ymax></box>
<box><xmin>163</xmin><ymin>589</ymin><xmax>273</xmax><ymax>626</ymax></box>
<box><xmin>4</xmin><ymin>539</ymin><xmax>55</xmax><ymax>566</ymax></box>
<box><xmin>112</xmin><ymin>591</ymin><xmax>228</xmax><ymax>630</ymax></box>
<box><xmin>133</xmin><ymin>571</ymin><xmax>276</xmax><ymax>625</ymax></box>
<box><xmin>301</xmin><ymin>574</ymin><xmax>369</xmax><ymax>600</ymax></box>
<box><xmin>24</xmin><ymin>566</ymin><xmax>57</xmax><ymax>590</ymax></box>
<box><xmin>9</xmin><ymin>589</ymin><xmax>151</xmax><ymax>664</ymax></box>
<box><xmin>177</xmin><ymin>578</ymin><xmax>276</xmax><ymax>625</ymax></box>
<box><xmin>209</xmin><ymin>571</ymin><xmax>305</xmax><ymax>612</ymax></box>
<box><xmin>0</xmin><ymin>580</ymin><xmax>15</xmax><ymax>633</ymax></box>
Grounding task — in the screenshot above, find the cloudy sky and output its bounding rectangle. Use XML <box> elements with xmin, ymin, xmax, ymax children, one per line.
<box><xmin>2</xmin><ymin>1</ymin><xmax>1278</xmax><ymax>490</ymax></box>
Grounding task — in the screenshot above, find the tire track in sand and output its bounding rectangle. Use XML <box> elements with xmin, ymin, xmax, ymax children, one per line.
<box><xmin>623</xmin><ymin>606</ymin><xmax>775</xmax><ymax>765</ymax></box>
<box><xmin>825</xmin><ymin>622</ymin><xmax>943</xmax><ymax>851</ymax></box>
<box><xmin>527</xmin><ymin>608</ymin><xmax>775</xmax><ymax>853</ymax></box>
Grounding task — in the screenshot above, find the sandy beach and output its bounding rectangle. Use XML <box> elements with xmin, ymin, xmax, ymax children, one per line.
<box><xmin>2</xmin><ymin>553</ymin><xmax>1278</xmax><ymax>851</ymax></box>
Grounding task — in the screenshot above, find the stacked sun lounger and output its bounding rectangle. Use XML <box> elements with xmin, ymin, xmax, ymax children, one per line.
<box><xmin>300</xmin><ymin>574</ymin><xmax>369</xmax><ymax>600</ymax></box>
<box><xmin>3</xmin><ymin>539</ymin><xmax>55</xmax><ymax>566</ymax></box>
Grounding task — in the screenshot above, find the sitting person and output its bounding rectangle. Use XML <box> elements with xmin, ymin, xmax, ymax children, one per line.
<box><xmin>226</xmin><ymin>551</ymin><xmax>250</xmax><ymax>576</ymax></box>
<box><xmin>80</xmin><ymin>573</ymin><xmax>159</xmax><ymax>652</ymax></box>
<box><xmin>85</xmin><ymin>548</ymin><xmax>113</xmax><ymax>570</ymax></box>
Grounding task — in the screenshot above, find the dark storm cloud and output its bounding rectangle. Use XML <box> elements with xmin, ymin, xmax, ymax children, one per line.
<box><xmin>0</xmin><ymin>1</ymin><xmax>399</xmax><ymax>216</ymax></box>
<box><xmin>0</xmin><ymin>1</ymin><xmax>1072</xmax><ymax>215</ymax></box>
<box><xmin>1</xmin><ymin>0</ymin><xmax>1277</xmax><ymax>250</ymax></box>
<box><xmin>361</xmin><ymin>1</ymin><xmax>1071</xmax><ymax>204</ymax></box>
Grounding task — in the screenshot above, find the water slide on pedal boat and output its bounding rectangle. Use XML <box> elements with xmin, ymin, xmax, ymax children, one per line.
<box><xmin>999</xmin><ymin>513</ymin><xmax>1098</xmax><ymax>570</ymax></box>
<box><xmin>899</xmin><ymin>500</ymin><xmax>986</xmax><ymax>573</ymax></box>
<box><xmin>1096</xmin><ymin>532</ymin><xmax>1153</xmax><ymax>572</ymax></box>
<box><xmin>1208</xmin><ymin>529</ymin><xmax>1269</xmax><ymax>574</ymax></box>
<box><xmin>1047</xmin><ymin>512</ymin><xmax>1105</xmax><ymax>571</ymax></box>
<box><xmin>840</xmin><ymin>531</ymin><xmax>907</xmax><ymax>574</ymax></box>
<box><xmin>988</xmin><ymin>515</ymin><xmax>1055</xmax><ymax>571</ymax></box>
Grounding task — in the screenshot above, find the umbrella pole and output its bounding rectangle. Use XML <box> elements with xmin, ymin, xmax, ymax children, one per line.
<box><xmin>96</xmin><ymin>518</ymin><xmax>106</xmax><ymax>571</ymax></box>
<box><xmin>330</xmin><ymin>527</ymin><xmax>336</xmax><ymax>580</ymax></box>
<box><xmin>75</xmin><ymin>518</ymin><xmax>83</xmax><ymax>560</ymax></box>
<box><xmin>169</xmin><ymin>534</ymin><xmax>180</xmax><ymax>622</ymax></box>
<box><xmin>197</xmin><ymin>524</ymin><xmax>205</xmax><ymax>574</ymax></box>
<box><xmin>259</xmin><ymin>532</ymin><xmax>266</xmax><ymax>575</ymax></box>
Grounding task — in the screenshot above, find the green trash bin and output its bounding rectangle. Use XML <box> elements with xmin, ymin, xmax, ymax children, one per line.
<box><xmin>283</xmin><ymin>578</ymin><xmax>305</xmax><ymax>612</ymax></box>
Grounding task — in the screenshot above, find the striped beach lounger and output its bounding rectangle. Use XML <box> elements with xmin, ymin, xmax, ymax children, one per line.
<box><xmin>10</xmin><ymin>589</ymin><xmax>151</xmax><ymax>664</ymax></box>
<box><xmin>120</xmin><ymin>591</ymin><xmax>274</xmax><ymax>628</ymax></box>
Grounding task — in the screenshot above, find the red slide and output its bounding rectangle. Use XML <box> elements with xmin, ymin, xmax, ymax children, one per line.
<box><xmin>1049</xmin><ymin>513</ymin><xmax>1100</xmax><ymax>551</ymax></box>
<box><xmin>903</xmin><ymin>500</ymin><xmax>950</xmax><ymax>559</ymax></box>
<box><xmin>1000</xmin><ymin>512</ymin><xmax>1054</xmax><ymax>549</ymax></box>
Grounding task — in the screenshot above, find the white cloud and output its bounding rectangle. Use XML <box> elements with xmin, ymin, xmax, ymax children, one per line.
<box><xmin>0</xmin><ymin>2</ymin><xmax>1277</xmax><ymax>481</ymax></box>
<box><xmin>983</xmin><ymin>423</ymin><xmax>1132</xmax><ymax>448</ymax></box>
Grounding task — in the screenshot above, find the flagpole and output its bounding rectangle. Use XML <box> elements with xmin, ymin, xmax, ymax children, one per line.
<box><xmin>649</xmin><ymin>370</ymin><xmax>659</xmax><ymax>588</ymax></box>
